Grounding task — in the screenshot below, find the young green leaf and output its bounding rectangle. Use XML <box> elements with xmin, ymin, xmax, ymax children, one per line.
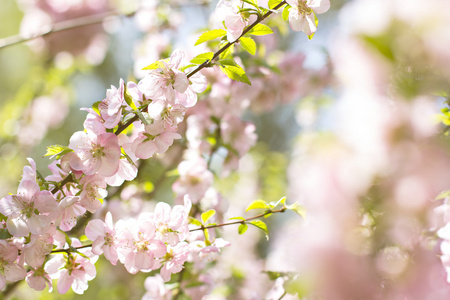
<box><xmin>248</xmin><ymin>24</ymin><xmax>273</xmax><ymax>36</ymax></box>
<box><xmin>240</xmin><ymin>37</ymin><xmax>257</xmax><ymax>55</ymax></box>
<box><xmin>201</xmin><ymin>209</ymin><xmax>216</xmax><ymax>224</ymax></box>
<box><xmin>0</xmin><ymin>229</ymin><xmax>12</xmax><ymax>240</ymax></box>
<box><xmin>218</xmin><ymin>60</ymin><xmax>251</xmax><ymax>85</ymax></box>
<box><xmin>44</xmin><ymin>145</ymin><xmax>73</xmax><ymax>160</ymax></box>
<box><xmin>190</xmin><ymin>52</ymin><xmax>214</xmax><ymax>64</ymax></box>
<box><xmin>246</xmin><ymin>199</ymin><xmax>271</xmax><ymax>211</ymax></box>
<box><xmin>238</xmin><ymin>223</ymin><xmax>248</xmax><ymax>234</ymax></box>
<box><xmin>307</xmin><ymin>13</ymin><xmax>319</xmax><ymax>40</ymax></box>
<box><xmin>195</xmin><ymin>29</ymin><xmax>227</xmax><ymax>46</ymax></box>
<box><xmin>189</xmin><ymin>217</ymin><xmax>203</xmax><ymax>227</ymax></box>
<box><xmin>268</xmin><ymin>0</ymin><xmax>283</xmax><ymax>9</ymax></box>
<box><xmin>282</xmin><ymin>5</ymin><xmax>290</xmax><ymax>21</ymax></box>
<box><xmin>249</xmin><ymin>220</ymin><xmax>269</xmax><ymax>240</ymax></box>
<box><xmin>219</xmin><ymin>43</ymin><xmax>235</xmax><ymax>59</ymax></box>
<box><xmin>286</xmin><ymin>202</ymin><xmax>306</xmax><ymax>218</ymax></box>
<box><xmin>142</xmin><ymin>60</ymin><xmax>165</xmax><ymax>70</ymax></box>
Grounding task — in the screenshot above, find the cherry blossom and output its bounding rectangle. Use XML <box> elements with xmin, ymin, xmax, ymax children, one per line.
<box><xmin>56</xmin><ymin>196</ymin><xmax>86</xmax><ymax>232</ymax></box>
<box><xmin>216</xmin><ymin>0</ymin><xmax>250</xmax><ymax>42</ymax></box>
<box><xmin>0</xmin><ymin>240</ymin><xmax>27</xmax><ymax>290</ymax></box>
<box><xmin>98</xmin><ymin>79</ymin><xmax>125</xmax><ymax>129</ymax></box>
<box><xmin>68</xmin><ymin>130</ymin><xmax>121</xmax><ymax>177</ymax></box>
<box><xmin>151</xmin><ymin>198</ymin><xmax>191</xmax><ymax>246</ymax></box>
<box><xmin>0</xmin><ymin>180</ymin><xmax>57</xmax><ymax>237</ymax></box>
<box><xmin>286</xmin><ymin>0</ymin><xmax>330</xmax><ymax>35</ymax></box>
<box><xmin>115</xmin><ymin>213</ymin><xmax>167</xmax><ymax>274</ymax></box>
<box><xmin>78</xmin><ymin>174</ymin><xmax>107</xmax><ymax>213</ymax></box>
<box><xmin>45</xmin><ymin>239</ymin><xmax>98</xmax><ymax>295</ymax></box>
<box><xmin>159</xmin><ymin>242</ymin><xmax>190</xmax><ymax>282</ymax></box>
<box><xmin>26</xmin><ymin>268</ymin><xmax>53</xmax><ymax>292</ymax></box>
<box><xmin>85</xmin><ymin>212</ymin><xmax>119</xmax><ymax>265</ymax></box>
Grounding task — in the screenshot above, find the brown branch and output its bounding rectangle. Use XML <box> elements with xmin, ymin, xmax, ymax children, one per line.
<box><xmin>189</xmin><ymin>208</ymin><xmax>286</xmax><ymax>232</ymax></box>
<box><xmin>0</xmin><ymin>10</ymin><xmax>136</xmax><ymax>50</ymax></box>
<box><xmin>187</xmin><ymin>0</ymin><xmax>287</xmax><ymax>79</ymax></box>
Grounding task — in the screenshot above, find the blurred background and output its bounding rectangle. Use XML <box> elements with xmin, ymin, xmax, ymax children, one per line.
<box><xmin>2</xmin><ymin>0</ymin><xmax>450</xmax><ymax>299</ymax></box>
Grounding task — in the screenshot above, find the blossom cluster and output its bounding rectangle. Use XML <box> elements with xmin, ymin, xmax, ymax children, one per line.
<box><xmin>0</xmin><ymin>48</ymin><xmax>213</xmax><ymax>293</ymax></box>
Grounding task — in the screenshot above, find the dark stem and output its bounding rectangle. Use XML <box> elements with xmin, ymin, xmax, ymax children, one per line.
<box><xmin>0</xmin><ymin>11</ymin><xmax>135</xmax><ymax>50</ymax></box>
<box><xmin>187</xmin><ymin>0</ymin><xmax>287</xmax><ymax>79</ymax></box>
<box><xmin>189</xmin><ymin>208</ymin><xmax>286</xmax><ymax>232</ymax></box>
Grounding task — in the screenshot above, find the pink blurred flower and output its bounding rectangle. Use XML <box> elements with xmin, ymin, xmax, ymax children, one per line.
<box><xmin>0</xmin><ymin>240</ymin><xmax>27</xmax><ymax>290</ymax></box>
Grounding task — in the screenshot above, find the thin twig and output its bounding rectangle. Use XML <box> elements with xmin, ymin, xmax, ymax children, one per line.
<box><xmin>187</xmin><ymin>0</ymin><xmax>287</xmax><ymax>79</ymax></box>
<box><xmin>0</xmin><ymin>10</ymin><xmax>135</xmax><ymax>50</ymax></box>
<box><xmin>189</xmin><ymin>208</ymin><xmax>286</xmax><ymax>232</ymax></box>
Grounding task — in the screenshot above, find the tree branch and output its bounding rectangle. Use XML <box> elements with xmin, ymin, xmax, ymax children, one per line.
<box><xmin>187</xmin><ymin>0</ymin><xmax>287</xmax><ymax>79</ymax></box>
<box><xmin>0</xmin><ymin>10</ymin><xmax>135</xmax><ymax>50</ymax></box>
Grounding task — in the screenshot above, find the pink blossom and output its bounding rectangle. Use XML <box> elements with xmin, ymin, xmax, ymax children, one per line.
<box><xmin>147</xmin><ymin>99</ymin><xmax>186</xmax><ymax>132</ymax></box>
<box><xmin>132</xmin><ymin>122</ymin><xmax>181</xmax><ymax>160</ymax></box>
<box><xmin>172</xmin><ymin>158</ymin><xmax>214</xmax><ymax>203</ymax></box>
<box><xmin>68</xmin><ymin>131</ymin><xmax>121</xmax><ymax>177</ymax></box>
<box><xmin>57</xmin><ymin>196</ymin><xmax>86</xmax><ymax>232</ymax></box>
<box><xmin>105</xmin><ymin>134</ymin><xmax>138</xmax><ymax>186</ymax></box>
<box><xmin>45</xmin><ymin>239</ymin><xmax>98</xmax><ymax>295</ymax></box>
<box><xmin>160</xmin><ymin>242</ymin><xmax>190</xmax><ymax>282</ymax></box>
<box><xmin>0</xmin><ymin>240</ymin><xmax>27</xmax><ymax>290</ymax></box>
<box><xmin>142</xmin><ymin>275</ymin><xmax>171</xmax><ymax>300</ymax></box>
<box><xmin>115</xmin><ymin>214</ymin><xmax>167</xmax><ymax>274</ymax></box>
<box><xmin>79</xmin><ymin>174</ymin><xmax>107</xmax><ymax>213</ymax></box>
<box><xmin>26</xmin><ymin>268</ymin><xmax>53</xmax><ymax>292</ymax></box>
<box><xmin>286</xmin><ymin>0</ymin><xmax>330</xmax><ymax>35</ymax></box>
<box><xmin>85</xmin><ymin>212</ymin><xmax>118</xmax><ymax>265</ymax></box>
<box><xmin>152</xmin><ymin>198</ymin><xmax>191</xmax><ymax>246</ymax></box>
<box><xmin>221</xmin><ymin>115</ymin><xmax>257</xmax><ymax>157</ymax></box>
<box><xmin>82</xmin><ymin>108</ymin><xmax>107</xmax><ymax>135</ymax></box>
<box><xmin>0</xmin><ymin>180</ymin><xmax>57</xmax><ymax>237</ymax></box>
<box><xmin>138</xmin><ymin>50</ymin><xmax>190</xmax><ymax>103</ymax></box>
<box><xmin>22</xmin><ymin>226</ymin><xmax>56</xmax><ymax>268</ymax></box>
<box><xmin>216</xmin><ymin>0</ymin><xmax>250</xmax><ymax>42</ymax></box>
<box><xmin>98</xmin><ymin>79</ymin><xmax>125</xmax><ymax>129</ymax></box>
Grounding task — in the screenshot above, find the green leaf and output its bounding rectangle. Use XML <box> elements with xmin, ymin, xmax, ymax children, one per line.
<box><xmin>282</xmin><ymin>5</ymin><xmax>290</xmax><ymax>21</ymax></box>
<box><xmin>124</xmin><ymin>86</ymin><xmax>137</xmax><ymax>110</ymax></box>
<box><xmin>246</xmin><ymin>199</ymin><xmax>271</xmax><ymax>211</ymax></box>
<box><xmin>190</xmin><ymin>52</ymin><xmax>214</xmax><ymax>64</ymax></box>
<box><xmin>286</xmin><ymin>202</ymin><xmax>306</xmax><ymax>218</ymax></box>
<box><xmin>142</xmin><ymin>60</ymin><xmax>165</xmax><ymax>70</ymax></box>
<box><xmin>249</xmin><ymin>220</ymin><xmax>269</xmax><ymax>239</ymax></box>
<box><xmin>247</xmin><ymin>24</ymin><xmax>273</xmax><ymax>36</ymax></box>
<box><xmin>240</xmin><ymin>37</ymin><xmax>256</xmax><ymax>55</ymax></box>
<box><xmin>307</xmin><ymin>13</ymin><xmax>319</xmax><ymax>40</ymax></box>
<box><xmin>269</xmin><ymin>196</ymin><xmax>287</xmax><ymax>208</ymax></box>
<box><xmin>180</xmin><ymin>63</ymin><xmax>199</xmax><ymax>72</ymax></box>
<box><xmin>92</xmin><ymin>100</ymin><xmax>101</xmax><ymax>115</ymax></box>
<box><xmin>44</xmin><ymin>145</ymin><xmax>73</xmax><ymax>160</ymax></box>
<box><xmin>436</xmin><ymin>190</ymin><xmax>450</xmax><ymax>200</ymax></box>
<box><xmin>136</xmin><ymin>110</ymin><xmax>151</xmax><ymax>125</ymax></box>
<box><xmin>241</xmin><ymin>0</ymin><xmax>258</xmax><ymax>8</ymax></box>
<box><xmin>0</xmin><ymin>228</ymin><xmax>12</xmax><ymax>239</ymax></box>
<box><xmin>219</xmin><ymin>43</ymin><xmax>235</xmax><ymax>59</ymax></box>
<box><xmin>195</xmin><ymin>29</ymin><xmax>227</xmax><ymax>46</ymax></box>
<box><xmin>189</xmin><ymin>217</ymin><xmax>203</xmax><ymax>226</ymax></box>
<box><xmin>201</xmin><ymin>209</ymin><xmax>216</xmax><ymax>224</ymax></box>
<box><xmin>238</xmin><ymin>223</ymin><xmax>248</xmax><ymax>234</ymax></box>
<box><xmin>268</xmin><ymin>0</ymin><xmax>283</xmax><ymax>9</ymax></box>
<box><xmin>219</xmin><ymin>60</ymin><xmax>251</xmax><ymax>85</ymax></box>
